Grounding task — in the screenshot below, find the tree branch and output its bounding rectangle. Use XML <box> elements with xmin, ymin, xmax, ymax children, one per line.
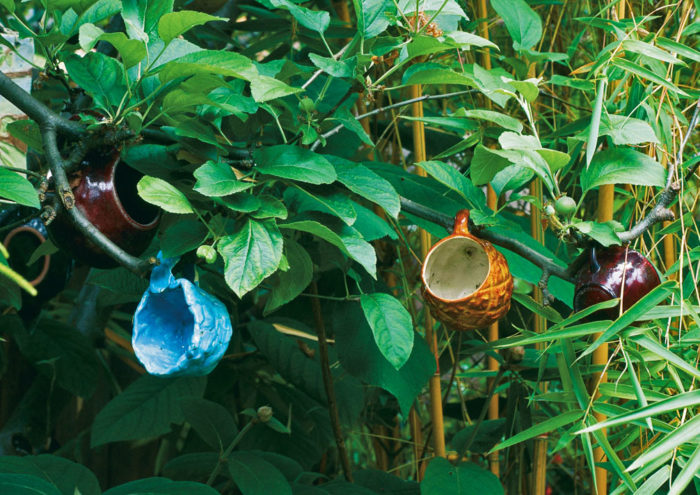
<box><xmin>617</xmin><ymin>98</ymin><xmax>700</xmax><ymax>243</ymax></box>
<box><xmin>0</xmin><ymin>71</ymin><xmax>84</xmax><ymax>138</ymax></box>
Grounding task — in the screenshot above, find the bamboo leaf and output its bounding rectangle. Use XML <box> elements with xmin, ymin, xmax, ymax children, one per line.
<box><xmin>490</xmin><ymin>410</ymin><xmax>583</xmax><ymax>452</ymax></box>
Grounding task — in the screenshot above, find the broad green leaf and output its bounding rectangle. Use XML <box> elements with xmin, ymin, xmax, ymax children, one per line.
<box><xmin>612</xmin><ymin>58</ymin><xmax>688</xmax><ymax>96</ymax></box>
<box><xmin>64</xmin><ymin>52</ymin><xmax>127</xmax><ymax>112</ymax></box>
<box><xmin>333</xmin><ymin>107</ymin><xmax>374</xmax><ymax>147</ymax></box>
<box><xmin>351</xmin><ymin>203</ymin><xmax>397</xmax><ymax>241</ymax></box>
<box><xmin>251</xmin><ymin>195</ymin><xmax>288</xmax><ymax>220</ymax></box>
<box><xmin>279</xmin><ymin>220</ymin><xmax>376</xmax><ymax>278</ymax></box>
<box><xmin>446</xmin><ymin>31</ymin><xmax>497</xmax><ymax>49</ymax></box>
<box><xmin>491</xmin><ymin>0</ymin><xmax>542</xmax><ymax>51</ymax></box>
<box><xmin>491</xmin><ymin>410</ymin><xmax>583</xmax><ymax>452</ymax></box>
<box><xmin>331</xmin><ymin>159</ymin><xmax>400</xmax><ymax>218</ymax></box>
<box><xmin>632</xmin><ymin>334</ymin><xmax>700</xmax><ymax>379</ymax></box>
<box><xmin>283</xmin><ymin>187</ymin><xmax>357</xmax><ymax>226</ymax></box>
<box><xmin>179</xmin><ymin>398</ymin><xmax>238</xmax><ymax>451</ymax></box>
<box><xmin>456</xmin><ymin>109</ymin><xmax>523</xmax><ymax>132</ymax></box>
<box><xmin>0</xmin><ymin>0</ymin><xmax>15</xmax><ymax>13</ymax></box>
<box><xmin>218</xmin><ymin>219</ymin><xmax>283</xmax><ymax>297</ymax></box>
<box><xmin>333</xmin><ymin>302</ymin><xmax>435</xmax><ymax>415</ymax></box>
<box><xmin>586</xmin><ymin>77</ymin><xmax>607</xmax><ymax>168</ymax></box>
<box><xmin>0</xmin><ymin>168</ymin><xmax>40</xmax><ymax>208</ymax></box>
<box><xmin>228</xmin><ymin>452</ymin><xmax>292</xmax><ymax>495</ymax></box>
<box><xmin>121</xmin><ymin>0</ymin><xmax>174</xmax><ymax>38</ymax></box>
<box><xmin>78</xmin><ymin>24</ymin><xmax>146</xmax><ymax>68</ymax></box>
<box><xmin>159</xmin><ymin>50</ymin><xmax>257</xmax><ymax>82</ymax></box>
<box><xmin>470</xmin><ymin>144</ymin><xmax>512</xmax><ymax>186</ymax></box>
<box><xmin>264</xmin><ymin>239</ymin><xmax>313</xmax><ymax>315</ymax></box>
<box><xmin>193</xmin><ymin>160</ymin><xmax>254</xmax><ymax>197</ymax></box>
<box><xmin>160</xmin><ymin>218</ymin><xmax>208</xmax><ymax>258</ymax></box>
<box><xmin>600</xmin><ymin>115</ymin><xmax>659</xmax><ymax>145</ymax></box>
<box><xmin>472</xmin><ymin>64</ymin><xmax>514</xmax><ymax>107</ymax></box>
<box><xmin>572</xmin><ymin>221</ymin><xmax>622</xmax><ymax>247</ymax></box>
<box><xmin>360</xmin><ymin>293</ymin><xmax>414</xmax><ymax>370</ymax></box>
<box><xmin>254</xmin><ymin>145</ymin><xmax>336</xmax><ymax>184</ymax></box>
<box><xmin>421</xmin><ymin>458</ymin><xmax>503</xmax><ymax>495</ymax></box>
<box><xmin>249</xmin><ymin>74</ymin><xmax>302</xmax><ymax>102</ymax></box>
<box><xmin>0</xmin><ymin>455</ymin><xmax>100</xmax><ymax>495</ymax></box>
<box><xmin>628</xmin><ymin>415</ymin><xmax>700</xmax><ymax>471</ymax></box>
<box><xmin>581</xmin><ymin>148</ymin><xmax>666</xmax><ymax>193</ymax></box>
<box><xmin>512</xmin><ymin>292</ymin><xmax>563</xmax><ymax>323</ymax></box>
<box><xmin>579</xmin><ymin>389</ymin><xmax>700</xmax><ymax>434</ymax></box>
<box><xmin>353</xmin><ymin>0</ymin><xmax>395</xmax><ymax>38</ymax></box>
<box><xmin>402</xmin><ymin>67</ymin><xmax>475</xmax><ymax>87</ymax></box>
<box><xmin>269</xmin><ymin>0</ymin><xmax>329</xmax><ymax>32</ymax></box>
<box><xmin>104</xmin><ymin>477</ymin><xmax>219</xmax><ymax>495</ymax></box>
<box><xmin>158</xmin><ymin>10</ymin><xmax>224</xmax><ymax>44</ymax></box>
<box><xmin>417</xmin><ymin>160</ymin><xmax>482</xmax><ymax>208</ymax></box>
<box><xmin>498</xmin><ymin>132</ymin><xmax>540</xmax><ymax>149</ymax></box>
<box><xmin>91</xmin><ymin>376</ymin><xmax>206</xmax><ymax>447</ymax></box>
<box><xmin>580</xmin><ymin>281</ymin><xmax>674</xmax><ymax>359</ymax></box>
<box><xmin>0</xmin><ymin>474</ymin><xmax>61</xmax><ymax>495</ymax></box>
<box><xmin>308</xmin><ymin>53</ymin><xmax>356</xmax><ymax>78</ymax></box>
<box><xmin>536</xmin><ymin>149</ymin><xmax>570</xmax><ymax>172</ymax></box>
<box><xmin>137</xmin><ymin>176</ymin><xmax>193</xmax><ymax>214</ymax></box>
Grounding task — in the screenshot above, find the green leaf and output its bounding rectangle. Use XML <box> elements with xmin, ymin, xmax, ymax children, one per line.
<box><xmin>218</xmin><ymin>219</ymin><xmax>283</xmax><ymax>297</ymax></box>
<box><xmin>579</xmin><ymin>389</ymin><xmax>700</xmax><ymax>434</ymax></box>
<box><xmin>600</xmin><ymin>115</ymin><xmax>659</xmax><ymax>145</ymax></box>
<box><xmin>13</xmin><ymin>318</ymin><xmax>100</xmax><ymax>397</ymax></box>
<box><xmin>64</xmin><ymin>52</ymin><xmax>127</xmax><ymax>112</ymax></box>
<box><xmin>228</xmin><ymin>452</ymin><xmax>292</xmax><ymax>495</ymax></box>
<box><xmin>159</xmin><ymin>50</ymin><xmax>257</xmax><ymax>82</ymax></box>
<box><xmin>0</xmin><ymin>474</ymin><xmax>61</xmax><ymax>495</ymax></box>
<box><xmin>631</xmin><ymin>334</ymin><xmax>700</xmax><ymax>380</ymax></box>
<box><xmin>160</xmin><ymin>218</ymin><xmax>209</xmax><ymax>258</ymax></box>
<box><xmin>0</xmin><ymin>455</ymin><xmax>100</xmax><ymax>495</ymax></box>
<box><xmin>284</xmin><ymin>187</ymin><xmax>357</xmax><ymax>226</ymax></box>
<box><xmin>333</xmin><ymin>107</ymin><xmax>374</xmax><ymax>147</ymax></box>
<box><xmin>581</xmin><ymin>148</ymin><xmax>667</xmax><ymax>193</ymax></box>
<box><xmin>331</xmin><ymin>158</ymin><xmax>400</xmax><ymax>218</ymax></box>
<box><xmin>308</xmin><ymin>53</ymin><xmax>356</xmax><ymax>78</ymax></box>
<box><xmin>628</xmin><ymin>415</ymin><xmax>700</xmax><ymax>472</ymax></box>
<box><xmin>333</xmin><ymin>302</ymin><xmax>435</xmax><ymax>415</ymax></box>
<box><xmin>193</xmin><ymin>160</ymin><xmax>254</xmax><ymax>197</ymax></box>
<box><xmin>470</xmin><ymin>144</ymin><xmax>512</xmax><ymax>186</ymax></box>
<box><xmin>158</xmin><ymin>10</ymin><xmax>224</xmax><ymax>44</ymax></box>
<box><xmin>621</xmin><ymin>40</ymin><xmax>684</xmax><ymax>66</ymax></box>
<box><xmin>251</xmin><ymin>195</ymin><xmax>288</xmax><ymax>220</ymax></box>
<box><xmin>249</xmin><ymin>75</ymin><xmax>302</xmax><ymax>102</ymax></box>
<box><xmin>353</xmin><ymin>0</ymin><xmax>395</xmax><ymax>38</ymax></box>
<box><xmin>78</xmin><ymin>25</ymin><xmax>146</xmax><ymax>68</ymax></box>
<box><xmin>512</xmin><ymin>292</ymin><xmax>563</xmax><ymax>323</ymax></box>
<box><xmin>6</xmin><ymin>120</ymin><xmax>43</xmax><ymax>151</ymax></box>
<box><xmin>572</xmin><ymin>221</ymin><xmax>622</xmax><ymax>247</ymax></box>
<box><xmin>668</xmin><ymin>444</ymin><xmax>700</xmax><ymax>495</ymax></box>
<box><xmin>91</xmin><ymin>376</ymin><xmax>206</xmax><ymax>447</ymax></box>
<box><xmin>122</xmin><ymin>0</ymin><xmax>174</xmax><ymax>38</ymax></box>
<box><xmin>421</xmin><ymin>458</ymin><xmax>503</xmax><ymax>495</ymax></box>
<box><xmin>0</xmin><ymin>0</ymin><xmax>15</xmax><ymax>13</ymax></box>
<box><xmin>402</xmin><ymin>67</ymin><xmax>476</xmax><ymax>87</ymax></box>
<box><xmin>417</xmin><ymin>160</ymin><xmax>483</xmax><ymax>208</ymax></box>
<box><xmin>490</xmin><ymin>0</ymin><xmax>541</xmax><ymax>51</ymax></box>
<box><xmin>279</xmin><ymin>220</ymin><xmax>376</xmax><ymax>278</ymax></box>
<box><xmin>264</xmin><ymin>239</ymin><xmax>313</xmax><ymax>315</ymax></box>
<box><xmin>586</xmin><ymin>77</ymin><xmax>607</xmax><ymax>168</ymax></box>
<box><xmin>446</xmin><ymin>31</ymin><xmax>498</xmax><ymax>49</ymax></box>
<box><xmin>456</xmin><ymin>109</ymin><xmax>523</xmax><ymax>132</ymax></box>
<box><xmin>137</xmin><ymin>176</ymin><xmax>193</xmax><ymax>214</ymax></box>
<box><xmin>492</xmin><ymin>410</ymin><xmax>584</xmax><ymax>452</ymax></box>
<box><xmin>612</xmin><ymin>58</ymin><xmax>688</xmax><ymax>96</ymax></box>
<box><xmin>104</xmin><ymin>477</ymin><xmax>219</xmax><ymax>495</ymax></box>
<box><xmin>0</xmin><ymin>169</ymin><xmax>39</xmax><ymax>208</ymax></box>
<box><xmin>656</xmin><ymin>37</ymin><xmax>700</xmax><ymax>63</ymax></box>
<box><xmin>86</xmin><ymin>266</ymin><xmax>149</xmax><ymax>305</ymax></box>
<box><xmin>269</xmin><ymin>0</ymin><xmax>329</xmax><ymax>32</ymax></box>
<box><xmin>360</xmin><ymin>293</ymin><xmax>414</xmax><ymax>370</ymax></box>
<box><xmin>254</xmin><ymin>145</ymin><xmax>337</xmax><ymax>184</ymax></box>
<box><xmin>179</xmin><ymin>397</ymin><xmax>238</xmax><ymax>451</ymax></box>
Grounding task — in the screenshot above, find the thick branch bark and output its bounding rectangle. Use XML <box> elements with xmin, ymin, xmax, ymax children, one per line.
<box><xmin>0</xmin><ymin>71</ymin><xmax>83</xmax><ymax>138</ymax></box>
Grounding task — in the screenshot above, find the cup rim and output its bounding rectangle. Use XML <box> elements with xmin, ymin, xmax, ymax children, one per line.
<box><xmin>421</xmin><ymin>234</ymin><xmax>491</xmax><ymax>302</ymax></box>
<box><xmin>110</xmin><ymin>156</ymin><xmax>160</xmax><ymax>231</ymax></box>
<box><xmin>3</xmin><ymin>225</ymin><xmax>51</xmax><ymax>287</ymax></box>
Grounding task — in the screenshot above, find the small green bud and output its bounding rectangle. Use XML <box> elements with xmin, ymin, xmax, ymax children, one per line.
<box><xmin>544</xmin><ymin>204</ymin><xmax>556</xmax><ymax>216</ymax></box>
<box><xmin>196</xmin><ymin>245</ymin><xmax>217</xmax><ymax>264</ymax></box>
<box><xmin>298</xmin><ymin>97</ymin><xmax>315</xmax><ymax>113</ymax></box>
<box><xmin>257</xmin><ymin>405</ymin><xmax>273</xmax><ymax>423</ymax></box>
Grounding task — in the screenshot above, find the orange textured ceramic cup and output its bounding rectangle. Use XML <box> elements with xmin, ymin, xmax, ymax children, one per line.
<box><xmin>421</xmin><ymin>210</ymin><xmax>513</xmax><ymax>331</ymax></box>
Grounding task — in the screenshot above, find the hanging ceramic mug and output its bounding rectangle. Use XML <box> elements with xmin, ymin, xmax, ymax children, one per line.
<box><xmin>421</xmin><ymin>209</ymin><xmax>513</xmax><ymax>331</ymax></box>
<box><xmin>132</xmin><ymin>253</ymin><xmax>233</xmax><ymax>377</ymax></box>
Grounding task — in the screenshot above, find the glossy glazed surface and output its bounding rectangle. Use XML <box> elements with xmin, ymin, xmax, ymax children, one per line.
<box><xmin>422</xmin><ymin>210</ymin><xmax>513</xmax><ymax>331</ymax></box>
<box><xmin>48</xmin><ymin>148</ymin><xmax>160</xmax><ymax>268</ymax></box>
<box><xmin>574</xmin><ymin>245</ymin><xmax>661</xmax><ymax>320</ymax></box>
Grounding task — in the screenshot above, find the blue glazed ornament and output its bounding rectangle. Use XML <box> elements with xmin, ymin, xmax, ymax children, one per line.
<box><xmin>132</xmin><ymin>253</ymin><xmax>232</xmax><ymax>376</ymax></box>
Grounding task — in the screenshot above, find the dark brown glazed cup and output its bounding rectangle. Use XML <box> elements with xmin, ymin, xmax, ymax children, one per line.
<box><xmin>421</xmin><ymin>209</ymin><xmax>513</xmax><ymax>331</ymax></box>
<box><xmin>573</xmin><ymin>245</ymin><xmax>661</xmax><ymax>321</ymax></box>
<box><xmin>47</xmin><ymin>148</ymin><xmax>160</xmax><ymax>268</ymax></box>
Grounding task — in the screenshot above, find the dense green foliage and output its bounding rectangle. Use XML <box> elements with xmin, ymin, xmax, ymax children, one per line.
<box><xmin>0</xmin><ymin>0</ymin><xmax>698</xmax><ymax>493</ymax></box>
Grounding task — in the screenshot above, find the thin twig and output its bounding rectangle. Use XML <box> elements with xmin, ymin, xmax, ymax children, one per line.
<box><xmin>310</xmin><ymin>281</ymin><xmax>354</xmax><ymax>482</ymax></box>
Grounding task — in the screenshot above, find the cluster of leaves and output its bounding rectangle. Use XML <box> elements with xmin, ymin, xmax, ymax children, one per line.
<box><xmin>0</xmin><ymin>0</ymin><xmax>698</xmax><ymax>493</ymax></box>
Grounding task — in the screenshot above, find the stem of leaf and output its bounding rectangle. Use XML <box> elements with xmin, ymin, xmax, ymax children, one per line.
<box><xmin>206</xmin><ymin>419</ymin><xmax>257</xmax><ymax>486</ymax></box>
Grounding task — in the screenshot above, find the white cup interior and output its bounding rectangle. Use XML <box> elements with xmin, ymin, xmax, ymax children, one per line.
<box><xmin>424</xmin><ymin>237</ymin><xmax>490</xmax><ymax>300</ymax></box>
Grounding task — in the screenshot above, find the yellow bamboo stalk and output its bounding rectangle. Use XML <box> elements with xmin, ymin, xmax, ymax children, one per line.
<box><xmin>411</xmin><ymin>83</ymin><xmax>447</xmax><ymax>460</ymax></box>
<box><xmin>478</xmin><ymin>0</ymin><xmax>500</xmax><ymax>478</ymax></box>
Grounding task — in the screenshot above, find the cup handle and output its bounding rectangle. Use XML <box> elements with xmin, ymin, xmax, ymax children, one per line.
<box><xmin>149</xmin><ymin>252</ymin><xmax>179</xmax><ymax>293</ymax></box>
<box><xmin>452</xmin><ymin>209</ymin><xmax>471</xmax><ymax>236</ymax></box>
